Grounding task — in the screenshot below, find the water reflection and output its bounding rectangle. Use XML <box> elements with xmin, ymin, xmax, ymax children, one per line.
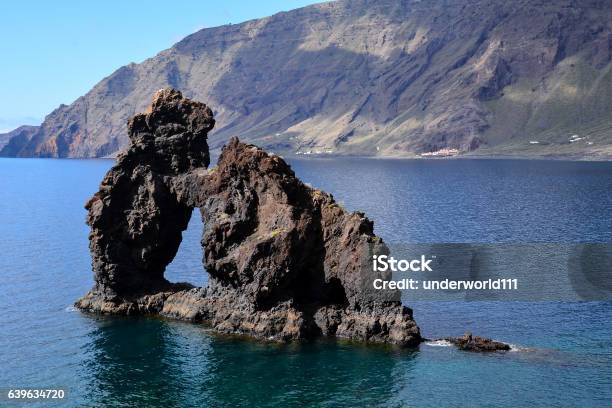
<box><xmin>83</xmin><ymin>317</ymin><xmax>213</xmax><ymax>407</ymax></box>
<box><xmin>82</xmin><ymin>316</ymin><xmax>417</xmax><ymax>407</ymax></box>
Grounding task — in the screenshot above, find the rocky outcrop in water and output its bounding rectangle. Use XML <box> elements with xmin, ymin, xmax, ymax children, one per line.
<box><xmin>446</xmin><ymin>332</ymin><xmax>511</xmax><ymax>352</ymax></box>
<box><xmin>76</xmin><ymin>89</ymin><xmax>421</xmax><ymax>347</ymax></box>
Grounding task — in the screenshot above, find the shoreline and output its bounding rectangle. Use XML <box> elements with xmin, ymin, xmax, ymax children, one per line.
<box><xmin>1</xmin><ymin>151</ymin><xmax>611</xmax><ymax>163</ymax></box>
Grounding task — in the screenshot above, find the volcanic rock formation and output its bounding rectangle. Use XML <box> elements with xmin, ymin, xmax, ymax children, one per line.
<box><xmin>76</xmin><ymin>89</ymin><xmax>421</xmax><ymax>347</ymax></box>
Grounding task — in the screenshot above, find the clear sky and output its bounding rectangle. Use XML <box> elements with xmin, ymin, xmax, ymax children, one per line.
<box><xmin>0</xmin><ymin>0</ymin><xmax>324</xmax><ymax>132</ymax></box>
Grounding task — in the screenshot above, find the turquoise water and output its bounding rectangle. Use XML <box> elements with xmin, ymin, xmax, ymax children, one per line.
<box><xmin>1</xmin><ymin>157</ymin><xmax>611</xmax><ymax>407</ymax></box>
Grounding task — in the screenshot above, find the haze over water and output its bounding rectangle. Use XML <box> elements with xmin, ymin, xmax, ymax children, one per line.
<box><xmin>1</xmin><ymin>157</ymin><xmax>611</xmax><ymax>407</ymax></box>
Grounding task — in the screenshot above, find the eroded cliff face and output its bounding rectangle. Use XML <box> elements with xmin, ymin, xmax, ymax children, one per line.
<box><xmin>4</xmin><ymin>0</ymin><xmax>612</xmax><ymax>159</ymax></box>
<box><xmin>76</xmin><ymin>89</ymin><xmax>421</xmax><ymax>347</ymax></box>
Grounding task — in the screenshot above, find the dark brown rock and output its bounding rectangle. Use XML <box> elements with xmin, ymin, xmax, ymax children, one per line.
<box><xmin>446</xmin><ymin>332</ymin><xmax>511</xmax><ymax>352</ymax></box>
<box><xmin>76</xmin><ymin>89</ymin><xmax>421</xmax><ymax>347</ymax></box>
<box><xmin>79</xmin><ymin>89</ymin><xmax>214</xmax><ymax>299</ymax></box>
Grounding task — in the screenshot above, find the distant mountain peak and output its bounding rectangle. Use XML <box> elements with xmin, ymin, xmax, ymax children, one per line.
<box><xmin>3</xmin><ymin>0</ymin><xmax>612</xmax><ymax>159</ymax></box>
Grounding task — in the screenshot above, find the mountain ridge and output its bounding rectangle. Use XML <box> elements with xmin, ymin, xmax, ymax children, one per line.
<box><xmin>2</xmin><ymin>0</ymin><xmax>612</xmax><ymax>159</ymax></box>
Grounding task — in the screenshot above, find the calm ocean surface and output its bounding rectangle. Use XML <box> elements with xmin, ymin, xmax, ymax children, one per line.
<box><xmin>1</xmin><ymin>157</ymin><xmax>611</xmax><ymax>407</ymax></box>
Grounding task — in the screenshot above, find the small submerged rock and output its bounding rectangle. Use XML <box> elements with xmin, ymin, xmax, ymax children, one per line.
<box><xmin>445</xmin><ymin>332</ymin><xmax>511</xmax><ymax>352</ymax></box>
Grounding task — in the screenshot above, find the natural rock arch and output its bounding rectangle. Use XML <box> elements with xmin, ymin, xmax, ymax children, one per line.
<box><xmin>77</xmin><ymin>89</ymin><xmax>421</xmax><ymax>347</ymax></box>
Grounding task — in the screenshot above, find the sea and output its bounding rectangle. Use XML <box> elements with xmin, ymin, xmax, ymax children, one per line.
<box><xmin>1</xmin><ymin>157</ymin><xmax>611</xmax><ymax>407</ymax></box>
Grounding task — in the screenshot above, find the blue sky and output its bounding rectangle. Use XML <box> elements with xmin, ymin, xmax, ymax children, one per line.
<box><xmin>0</xmin><ymin>0</ymin><xmax>324</xmax><ymax>132</ymax></box>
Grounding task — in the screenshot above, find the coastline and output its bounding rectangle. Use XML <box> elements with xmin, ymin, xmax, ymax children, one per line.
<box><xmin>2</xmin><ymin>151</ymin><xmax>611</xmax><ymax>162</ymax></box>
<box><xmin>280</xmin><ymin>152</ymin><xmax>612</xmax><ymax>163</ymax></box>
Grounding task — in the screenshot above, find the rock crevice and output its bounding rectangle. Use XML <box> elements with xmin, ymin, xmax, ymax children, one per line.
<box><xmin>76</xmin><ymin>89</ymin><xmax>421</xmax><ymax>347</ymax></box>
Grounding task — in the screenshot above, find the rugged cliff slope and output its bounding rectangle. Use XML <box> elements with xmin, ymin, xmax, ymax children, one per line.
<box><xmin>3</xmin><ymin>0</ymin><xmax>612</xmax><ymax>158</ymax></box>
<box><xmin>0</xmin><ymin>126</ymin><xmax>38</xmax><ymax>152</ymax></box>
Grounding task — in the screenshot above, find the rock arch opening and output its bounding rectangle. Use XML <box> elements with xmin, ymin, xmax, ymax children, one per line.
<box><xmin>164</xmin><ymin>209</ymin><xmax>208</xmax><ymax>288</ymax></box>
